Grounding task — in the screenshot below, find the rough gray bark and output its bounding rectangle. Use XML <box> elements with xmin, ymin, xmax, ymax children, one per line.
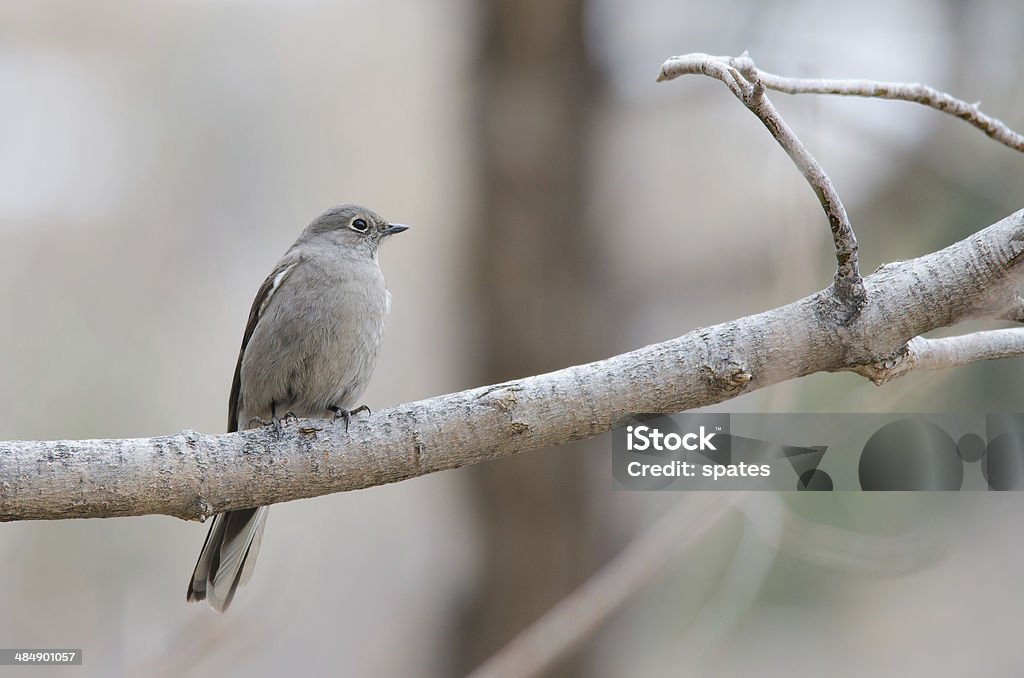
<box><xmin>2</xmin><ymin>208</ymin><xmax>1021</xmax><ymax>522</ymax></box>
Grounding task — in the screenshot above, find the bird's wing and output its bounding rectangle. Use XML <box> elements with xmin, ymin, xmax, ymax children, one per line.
<box><xmin>227</xmin><ymin>257</ymin><xmax>301</xmax><ymax>432</ymax></box>
<box><xmin>187</xmin><ymin>256</ymin><xmax>300</xmax><ymax>611</ymax></box>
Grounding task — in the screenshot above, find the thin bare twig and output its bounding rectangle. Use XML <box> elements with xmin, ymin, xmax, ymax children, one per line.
<box><xmin>752</xmin><ymin>70</ymin><xmax>1024</xmax><ymax>153</ymax></box>
<box><xmin>467</xmin><ymin>494</ymin><xmax>741</xmax><ymax>678</ymax></box>
<box><xmin>851</xmin><ymin>328</ymin><xmax>1024</xmax><ymax>385</ymax></box>
<box><xmin>658</xmin><ymin>53</ymin><xmax>865</xmax><ymax>312</ymax></box>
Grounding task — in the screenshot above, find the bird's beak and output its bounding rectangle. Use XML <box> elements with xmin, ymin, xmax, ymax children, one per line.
<box><xmin>382</xmin><ymin>223</ymin><xmax>409</xmax><ymax>237</ymax></box>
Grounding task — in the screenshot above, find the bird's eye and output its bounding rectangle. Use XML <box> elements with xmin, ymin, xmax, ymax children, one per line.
<box><xmin>349</xmin><ymin>218</ymin><xmax>370</xmax><ymax>233</ymax></box>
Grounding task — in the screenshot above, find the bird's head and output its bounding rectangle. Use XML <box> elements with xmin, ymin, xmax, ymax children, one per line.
<box><xmin>301</xmin><ymin>204</ymin><xmax>409</xmax><ymax>256</ymax></box>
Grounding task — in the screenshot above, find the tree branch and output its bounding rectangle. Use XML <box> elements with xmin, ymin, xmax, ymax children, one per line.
<box><xmin>464</xmin><ymin>55</ymin><xmax>1024</xmax><ymax>677</ymax></box>
<box><xmin>752</xmin><ymin>68</ymin><xmax>1024</xmax><ymax>153</ymax></box>
<box><xmin>850</xmin><ymin>328</ymin><xmax>1024</xmax><ymax>385</ymax></box>
<box><xmin>2</xmin><ymin>210</ymin><xmax>1022</xmax><ymax>522</ymax></box>
<box><xmin>658</xmin><ymin>53</ymin><xmax>1024</xmax><ymax>154</ymax></box>
<box><xmin>657</xmin><ymin>53</ymin><xmax>866</xmax><ymax>311</ymax></box>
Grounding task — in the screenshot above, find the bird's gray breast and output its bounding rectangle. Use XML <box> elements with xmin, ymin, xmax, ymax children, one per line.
<box><xmin>237</xmin><ymin>253</ymin><xmax>389</xmax><ymax>426</ymax></box>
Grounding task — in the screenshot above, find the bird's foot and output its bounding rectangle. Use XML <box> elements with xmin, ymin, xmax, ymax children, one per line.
<box><xmin>330</xmin><ymin>404</ymin><xmax>371</xmax><ymax>431</ymax></box>
<box><xmin>249</xmin><ymin>411</ymin><xmax>296</xmax><ymax>437</ymax></box>
<box><xmin>248</xmin><ymin>415</ymin><xmax>272</xmax><ymax>429</ymax></box>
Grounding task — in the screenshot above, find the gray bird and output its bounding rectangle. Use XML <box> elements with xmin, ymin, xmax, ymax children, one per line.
<box><xmin>187</xmin><ymin>204</ymin><xmax>408</xmax><ymax>612</ymax></box>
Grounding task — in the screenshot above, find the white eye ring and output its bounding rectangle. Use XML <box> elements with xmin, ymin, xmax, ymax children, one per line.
<box><xmin>349</xmin><ymin>218</ymin><xmax>370</xmax><ymax>233</ymax></box>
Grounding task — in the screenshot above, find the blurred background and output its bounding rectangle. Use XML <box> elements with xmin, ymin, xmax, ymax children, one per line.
<box><xmin>1</xmin><ymin>0</ymin><xmax>1023</xmax><ymax>676</ymax></box>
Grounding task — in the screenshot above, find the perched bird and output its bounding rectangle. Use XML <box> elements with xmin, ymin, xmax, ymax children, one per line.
<box><xmin>187</xmin><ymin>204</ymin><xmax>408</xmax><ymax>612</ymax></box>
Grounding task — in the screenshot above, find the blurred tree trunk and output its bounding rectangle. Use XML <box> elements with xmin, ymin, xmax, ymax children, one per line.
<box><xmin>456</xmin><ymin>1</ymin><xmax>604</xmax><ymax>676</ymax></box>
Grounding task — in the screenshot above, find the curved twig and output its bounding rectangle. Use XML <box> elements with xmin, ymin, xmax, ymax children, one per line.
<box><xmin>658</xmin><ymin>53</ymin><xmax>865</xmax><ymax>312</ymax></box>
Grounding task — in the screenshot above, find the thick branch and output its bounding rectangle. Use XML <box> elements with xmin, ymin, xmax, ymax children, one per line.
<box><xmin>2</xmin><ymin>210</ymin><xmax>1022</xmax><ymax>522</ymax></box>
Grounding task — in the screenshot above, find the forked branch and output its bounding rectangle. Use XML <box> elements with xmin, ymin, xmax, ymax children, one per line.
<box><xmin>466</xmin><ymin>53</ymin><xmax>1024</xmax><ymax>678</ymax></box>
<box><xmin>658</xmin><ymin>53</ymin><xmax>865</xmax><ymax>312</ymax></box>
